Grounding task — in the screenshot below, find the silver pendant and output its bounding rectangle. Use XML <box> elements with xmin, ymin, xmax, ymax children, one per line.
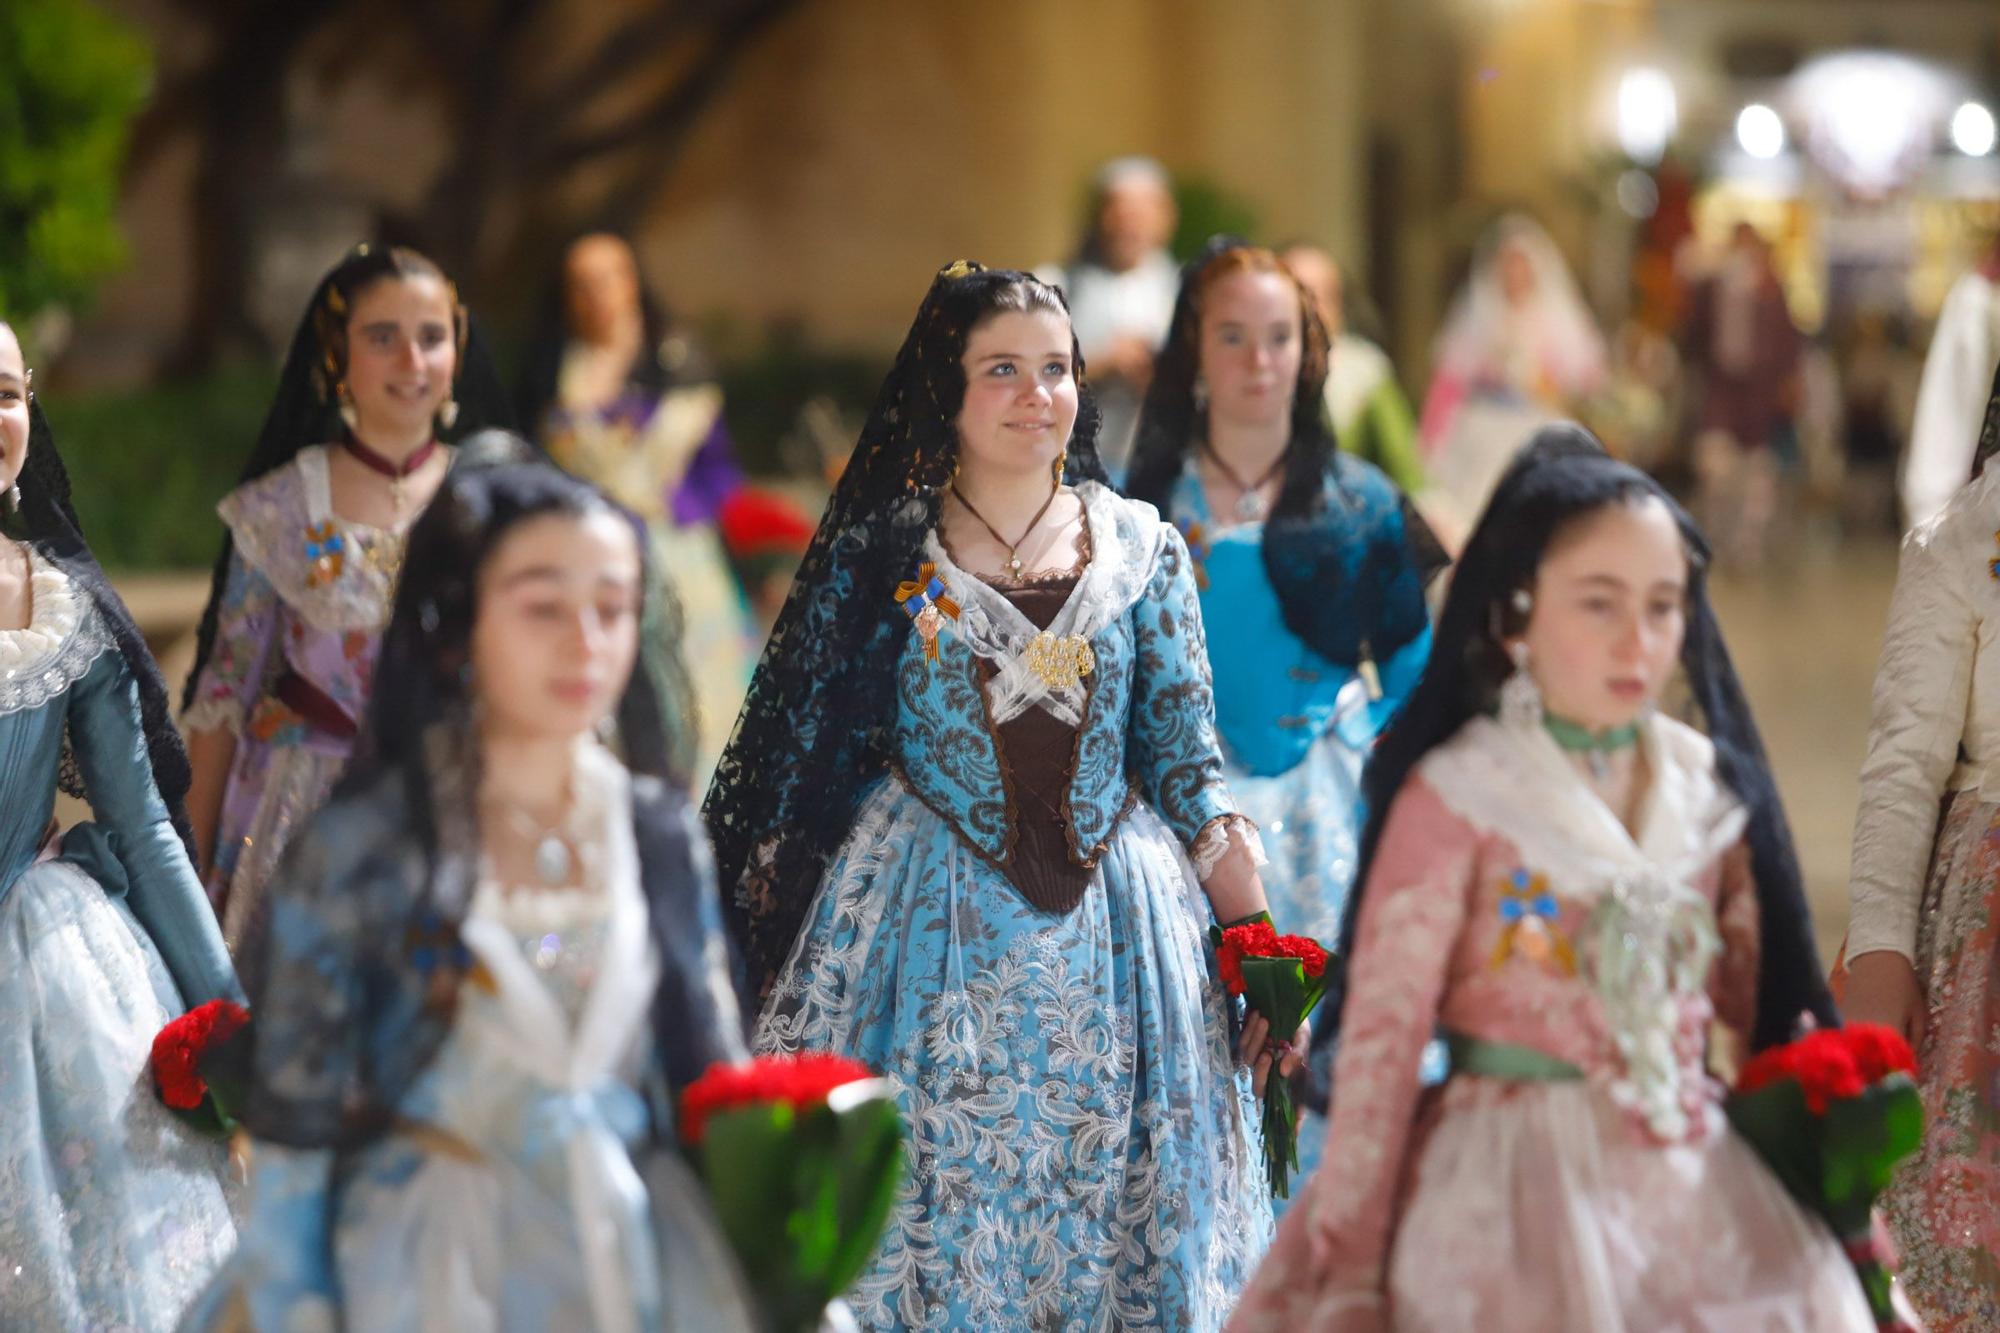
<box><xmin>534</xmin><ymin>834</ymin><xmax>573</xmax><ymax>886</ymax></box>
<box><xmin>1235</xmin><ymin>490</ymin><xmax>1267</xmax><ymax>522</ymax></box>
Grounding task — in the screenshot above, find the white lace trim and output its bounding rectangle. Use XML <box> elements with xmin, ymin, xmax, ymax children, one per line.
<box><xmin>1189</xmin><ymin>812</ymin><xmax>1268</xmax><ymax>880</ymax></box>
<box><xmin>469</xmin><ymin>741</ymin><xmax>624</xmax><ymax>935</ymax></box>
<box><xmin>0</xmin><ymin>550</ymin><xmax>113</xmax><ymax>717</ymax></box>
<box><xmin>1419</xmin><ymin>714</ymin><xmax>1742</xmax><ymax>1141</ymax></box>
<box><xmin>925</xmin><ymin>482</ymin><xmax>1168</xmax><ymax>727</ymax></box>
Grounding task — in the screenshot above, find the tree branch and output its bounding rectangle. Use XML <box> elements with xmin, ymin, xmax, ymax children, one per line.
<box><xmin>534</xmin><ymin>0</ymin><xmax>798</xmax><ymax>173</ymax></box>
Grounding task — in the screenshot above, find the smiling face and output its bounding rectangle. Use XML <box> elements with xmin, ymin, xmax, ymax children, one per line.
<box><xmin>469</xmin><ymin>509</ymin><xmax>643</xmax><ymax>745</ymax></box>
<box><xmin>1199</xmin><ymin>268</ymin><xmax>1302</xmax><ymax>431</ymax></box>
<box><xmin>0</xmin><ymin>324</ymin><xmax>27</xmax><ymax>495</ymax></box>
<box><xmin>1515</xmin><ymin>496</ymin><xmax>1688</xmax><ymax>732</ymax></box>
<box><xmin>343</xmin><ymin>274</ymin><xmax>458</xmax><ymax>440</ymax></box>
<box><xmin>955</xmin><ymin>306</ymin><xmax>1079</xmax><ymax>485</ymax></box>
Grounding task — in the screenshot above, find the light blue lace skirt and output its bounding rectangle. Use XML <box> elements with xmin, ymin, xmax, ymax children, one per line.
<box><xmin>0</xmin><ymin>855</ymin><xmax>237</xmax><ymax>1330</ymax></box>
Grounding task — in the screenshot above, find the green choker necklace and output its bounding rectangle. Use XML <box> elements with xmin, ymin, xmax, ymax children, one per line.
<box><xmin>1543</xmin><ymin>714</ymin><xmax>1639</xmax><ymax>779</ymax></box>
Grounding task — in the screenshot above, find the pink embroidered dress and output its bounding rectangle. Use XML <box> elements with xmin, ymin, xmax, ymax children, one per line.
<box><xmin>182</xmin><ymin>445</ymin><xmax>421</xmax><ymax>948</ymax></box>
<box><xmin>1229</xmin><ymin>713</ymin><xmax>1872</xmax><ymax>1332</ymax></box>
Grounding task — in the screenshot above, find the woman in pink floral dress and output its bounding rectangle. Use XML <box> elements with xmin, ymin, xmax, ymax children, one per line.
<box><xmin>1844</xmin><ymin>361</ymin><xmax>2000</xmax><ymax>1330</ymax></box>
<box><xmin>1229</xmin><ymin>427</ymin><xmax>1872</xmax><ymax>1331</ymax></box>
<box><xmin>180</xmin><ymin>244</ymin><xmax>512</xmax><ymax>948</ymax></box>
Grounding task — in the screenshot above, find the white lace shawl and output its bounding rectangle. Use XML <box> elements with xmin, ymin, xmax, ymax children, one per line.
<box><xmin>922</xmin><ymin>481</ymin><xmax>1168</xmax><ymax>727</ymax></box>
<box><xmin>1420</xmin><ymin>713</ymin><xmax>1747</xmax><ymax>1140</ymax></box>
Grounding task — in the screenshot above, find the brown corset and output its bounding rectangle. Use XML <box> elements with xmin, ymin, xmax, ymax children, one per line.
<box><xmin>976</xmin><ymin>574</ymin><xmax>1093</xmax><ymax>914</ymax></box>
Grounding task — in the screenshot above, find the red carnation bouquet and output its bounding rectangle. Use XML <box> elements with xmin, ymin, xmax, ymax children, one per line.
<box><xmin>1725</xmin><ymin>1023</ymin><xmax>1923</xmax><ymax>1331</ymax></box>
<box><xmin>1213</xmin><ymin>915</ymin><xmax>1331</xmax><ymax>1199</ymax></box>
<box><xmin>680</xmin><ymin>1053</ymin><xmax>904</xmax><ymax>1333</ymax></box>
<box><xmin>149</xmin><ymin>1000</ymin><xmax>251</xmax><ymax>1138</ymax></box>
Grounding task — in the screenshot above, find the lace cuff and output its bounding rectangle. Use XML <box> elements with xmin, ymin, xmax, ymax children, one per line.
<box><xmin>1189</xmin><ymin>811</ymin><xmax>1266</xmax><ymax>880</ymax></box>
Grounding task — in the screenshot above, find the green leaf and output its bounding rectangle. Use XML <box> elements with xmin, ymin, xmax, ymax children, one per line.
<box><xmin>1820</xmin><ymin>1077</ymin><xmax>1924</xmax><ymax>1224</ymax></box>
<box><xmin>1724</xmin><ymin>1080</ymin><xmax>1823</xmax><ymax>1211</ymax></box>
<box><xmin>0</xmin><ymin>0</ymin><xmax>151</xmax><ymax>319</ymax></box>
<box><xmin>695</xmin><ymin>1090</ymin><xmax>905</xmax><ymax>1333</ymax></box>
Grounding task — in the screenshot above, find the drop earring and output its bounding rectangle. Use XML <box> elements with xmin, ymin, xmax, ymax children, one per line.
<box><xmin>337</xmin><ymin>381</ymin><xmax>360</xmax><ymax>434</ymax></box>
<box><xmin>1496</xmin><ymin>589</ymin><xmax>1542</xmax><ymax>730</ymax></box>
<box><xmin>1499</xmin><ymin>641</ymin><xmax>1544</xmax><ymax>730</ymax></box>
<box><xmin>1193</xmin><ymin>376</ymin><xmax>1209</xmax><ymax>411</ymax></box>
<box><xmin>437</xmin><ymin>398</ymin><xmax>459</xmax><ymax>431</ymax></box>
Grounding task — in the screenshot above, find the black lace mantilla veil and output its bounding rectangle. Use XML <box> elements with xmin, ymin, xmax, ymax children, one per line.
<box><xmin>1972</xmin><ymin>355</ymin><xmax>2000</xmax><ymax>480</ymax></box>
<box><xmin>1123</xmin><ymin>235</ymin><xmax>1446</xmax><ymax>670</ymax></box>
<box><xmin>703</xmin><ymin>261</ymin><xmax>1108</xmax><ymax>996</ymax></box>
<box><xmin>8</xmin><ymin>400</ymin><xmax>200</xmax><ymax>858</ymax></box>
<box><xmin>1329</xmin><ymin>425</ymin><xmax>1837</xmax><ymax>1053</ymax></box>
<box><xmin>180</xmin><ymin>243</ymin><xmax>520</xmax><ymax>712</ymax></box>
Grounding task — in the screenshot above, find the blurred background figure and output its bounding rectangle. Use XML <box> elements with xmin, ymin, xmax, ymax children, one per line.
<box><xmin>1837</xmin><ymin>312</ymin><xmax>1920</xmax><ymax>538</ymax></box>
<box><xmin>1417</xmin><ymin>213</ymin><xmax>1609</xmax><ymax>533</ymax></box>
<box><xmin>1039</xmin><ymin>156</ymin><xmax>1180</xmax><ymax>482</ymax></box>
<box><xmin>1279</xmin><ymin>241</ymin><xmax>1427</xmax><ymax>497</ymax></box>
<box><xmin>1902</xmin><ymin>229</ymin><xmax>2000</xmax><ymax>530</ymax></box>
<box><xmin>516</xmin><ymin>232</ymin><xmax>758</xmax><ymax>782</ymax></box>
<box><xmin>1681</xmin><ymin>222</ymin><xmax>1802</xmax><ymax>570</ymax></box>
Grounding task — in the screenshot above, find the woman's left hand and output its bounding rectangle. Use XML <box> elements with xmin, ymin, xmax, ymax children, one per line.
<box><xmin>1239</xmin><ymin>1015</ymin><xmax>1311</xmax><ymax>1096</ymax></box>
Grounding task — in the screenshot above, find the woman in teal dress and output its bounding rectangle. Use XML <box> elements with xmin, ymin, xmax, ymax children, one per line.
<box><xmin>706</xmin><ymin>262</ymin><xmax>1289</xmax><ymax>1332</ymax></box>
<box><xmin>1125</xmin><ymin>238</ymin><xmax>1442</xmax><ymax>1206</ymax></box>
<box><xmin>0</xmin><ymin>324</ymin><xmax>242</xmax><ymax>1329</ymax></box>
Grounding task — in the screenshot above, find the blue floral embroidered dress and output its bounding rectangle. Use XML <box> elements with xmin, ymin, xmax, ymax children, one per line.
<box><xmin>0</xmin><ymin>552</ymin><xmax>241</xmax><ymax>1330</ymax></box>
<box><xmin>754</xmin><ymin>481</ymin><xmax>1271</xmax><ymax>1332</ymax></box>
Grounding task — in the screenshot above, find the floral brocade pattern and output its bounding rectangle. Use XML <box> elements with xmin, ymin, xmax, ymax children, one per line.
<box><xmin>183</xmin><ymin>448</ymin><xmax>404</xmax><ymax>944</ymax></box>
<box><xmin>1883</xmin><ymin>792</ymin><xmax>2000</xmax><ymax>1331</ymax></box>
<box><xmin>756</xmin><ymin>784</ymin><xmax>1267</xmax><ymax>1332</ymax></box>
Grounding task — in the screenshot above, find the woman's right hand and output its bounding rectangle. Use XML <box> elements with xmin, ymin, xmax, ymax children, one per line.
<box><xmin>1841</xmin><ymin>950</ymin><xmax>1926</xmax><ymax>1050</ymax></box>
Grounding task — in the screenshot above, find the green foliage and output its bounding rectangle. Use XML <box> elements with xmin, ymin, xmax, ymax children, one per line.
<box><xmin>699</xmin><ymin>1093</ymin><xmax>904</xmax><ymax>1332</ymax></box>
<box><xmin>0</xmin><ymin>0</ymin><xmax>152</xmax><ymax>318</ymax></box>
<box><xmin>47</xmin><ymin>364</ymin><xmax>280</xmax><ymax>570</ymax></box>
<box><xmin>1170</xmin><ymin>177</ymin><xmax>1262</xmax><ymax>259</ymax></box>
<box><xmin>713</xmin><ymin>326</ymin><xmax>883</xmax><ymax>476</ymax></box>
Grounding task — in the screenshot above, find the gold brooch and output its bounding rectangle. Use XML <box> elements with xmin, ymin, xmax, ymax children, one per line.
<box><xmin>1025</xmin><ymin>630</ymin><xmax>1095</xmax><ymax>691</ymax></box>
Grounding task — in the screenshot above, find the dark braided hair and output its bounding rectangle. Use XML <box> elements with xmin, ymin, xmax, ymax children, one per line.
<box><xmin>702</xmin><ymin>261</ymin><xmax>1108</xmax><ymax>997</ymax></box>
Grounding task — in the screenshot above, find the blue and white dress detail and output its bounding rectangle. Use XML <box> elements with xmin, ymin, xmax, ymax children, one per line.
<box><xmin>1166</xmin><ymin>459</ymin><xmax>1432</xmax><ymax>1213</ymax></box>
<box><xmin>189</xmin><ymin>743</ymin><xmax>754</xmax><ymax>1332</ymax></box>
<box><xmin>0</xmin><ymin>551</ymin><xmax>241</xmax><ymax>1330</ymax></box>
<box><xmin>755</xmin><ymin>481</ymin><xmax>1272</xmax><ymax>1333</ymax></box>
